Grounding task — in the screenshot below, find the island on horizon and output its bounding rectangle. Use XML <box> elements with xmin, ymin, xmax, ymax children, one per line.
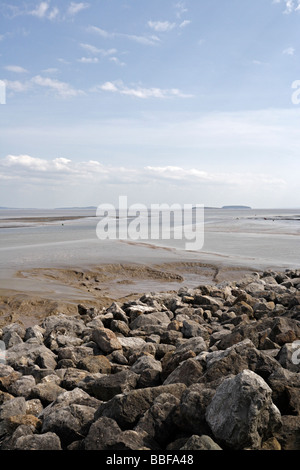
<box><xmin>222</xmin><ymin>205</ymin><xmax>252</xmax><ymax>210</ymax></box>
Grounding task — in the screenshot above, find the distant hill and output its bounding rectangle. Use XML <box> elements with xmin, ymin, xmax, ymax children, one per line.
<box><xmin>222</xmin><ymin>205</ymin><xmax>251</xmax><ymax>210</ymax></box>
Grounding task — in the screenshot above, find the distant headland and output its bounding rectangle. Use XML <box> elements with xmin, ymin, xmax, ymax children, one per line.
<box><xmin>193</xmin><ymin>205</ymin><xmax>252</xmax><ymax>210</ymax></box>
<box><xmin>221</xmin><ymin>205</ymin><xmax>252</xmax><ymax>210</ymax></box>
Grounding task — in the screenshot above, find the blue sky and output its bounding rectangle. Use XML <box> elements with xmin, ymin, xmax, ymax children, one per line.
<box><xmin>1</xmin><ymin>0</ymin><xmax>300</xmax><ymax>208</ymax></box>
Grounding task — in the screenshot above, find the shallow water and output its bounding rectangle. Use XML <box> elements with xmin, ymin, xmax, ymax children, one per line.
<box><xmin>0</xmin><ymin>207</ymin><xmax>299</xmax><ymax>287</ymax></box>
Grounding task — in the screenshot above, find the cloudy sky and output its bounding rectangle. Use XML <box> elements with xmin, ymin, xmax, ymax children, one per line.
<box><xmin>1</xmin><ymin>0</ymin><xmax>300</xmax><ymax>209</ymax></box>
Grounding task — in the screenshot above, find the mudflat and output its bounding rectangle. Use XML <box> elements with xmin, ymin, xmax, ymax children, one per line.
<box><xmin>0</xmin><ymin>261</ymin><xmax>256</xmax><ymax>328</ymax></box>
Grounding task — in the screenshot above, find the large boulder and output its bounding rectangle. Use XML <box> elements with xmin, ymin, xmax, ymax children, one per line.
<box><xmin>14</xmin><ymin>432</ymin><xmax>62</xmax><ymax>450</ymax></box>
<box><xmin>205</xmin><ymin>369</ymin><xmax>282</xmax><ymax>449</ymax></box>
<box><xmin>40</xmin><ymin>388</ymin><xmax>101</xmax><ymax>447</ymax></box>
<box><xmin>97</xmin><ymin>383</ymin><xmax>186</xmax><ymax>430</ymax></box>
<box><xmin>92</xmin><ymin>328</ymin><xmax>122</xmax><ymax>354</ymax></box>
<box><xmin>84</xmin><ymin>417</ymin><xmax>150</xmax><ymax>450</ymax></box>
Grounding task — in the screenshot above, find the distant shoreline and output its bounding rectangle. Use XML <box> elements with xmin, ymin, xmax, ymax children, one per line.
<box><xmin>0</xmin><ymin>215</ymin><xmax>94</xmax><ymax>228</ymax></box>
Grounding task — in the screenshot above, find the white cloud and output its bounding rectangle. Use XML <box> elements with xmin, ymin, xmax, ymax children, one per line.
<box><xmin>99</xmin><ymin>82</ymin><xmax>118</xmax><ymax>93</ymax></box>
<box><xmin>80</xmin><ymin>43</ymin><xmax>102</xmax><ymax>55</ymax></box>
<box><xmin>48</xmin><ymin>7</ymin><xmax>59</xmax><ymax>20</ymax></box>
<box><xmin>27</xmin><ymin>2</ymin><xmax>60</xmax><ymax>20</ymax></box>
<box><xmin>42</xmin><ymin>67</ymin><xmax>59</xmax><ymax>74</ymax></box>
<box><xmin>96</xmin><ymin>80</ymin><xmax>193</xmax><ymax>99</ymax></box>
<box><xmin>0</xmin><ymin>155</ymin><xmax>286</xmax><ymax>192</ymax></box>
<box><xmin>147</xmin><ymin>20</ymin><xmax>176</xmax><ymax>32</ymax></box>
<box><xmin>252</xmin><ymin>59</ymin><xmax>269</xmax><ymax>65</ymax></box>
<box><xmin>179</xmin><ymin>20</ymin><xmax>191</xmax><ymax>28</ymax></box>
<box><xmin>30</xmin><ymin>2</ymin><xmax>50</xmax><ymax>18</ymax></box>
<box><xmin>125</xmin><ymin>33</ymin><xmax>161</xmax><ymax>46</ymax></box>
<box><xmin>87</xmin><ymin>25</ymin><xmax>161</xmax><ymax>46</ymax></box>
<box><xmin>4</xmin><ymin>65</ymin><xmax>28</xmax><ymax>74</ymax></box>
<box><xmin>274</xmin><ymin>0</ymin><xmax>300</xmax><ymax>13</ymax></box>
<box><xmin>144</xmin><ymin>165</ymin><xmax>286</xmax><ymax>187</ymax></box>
<box><xmin>80</xmin><ymin>43</ymin><xmax>117</xmax><ymax>56</ymax></box>
<box><xmin>174</xmin><ymin>1</ymin><xmax>188</xmax><ymax>18</ymax></box>
<box><xmin>109</xmin><ymin>57</ymin><xmax>126</xmax><ymax>67</ymax></box>
<box><xmin>87</xmin><ymin>26</ymin><xmax>112</xmax><ymax>38</ymax></box>
<box><xmin>4</xmin><ymin>79</ymin><xmax>31</xmax><ymax>93</ymax></box>
<box><xmin>31</xmin><ymin>75</ymin><xmax>84</xmax><ymax>98</ymax></box>
<box><xmin>283</xmin><ymin>46</ymin><xmax>295</xmax><ymax>55</ymax></box>
<box><xmin>67</xmin><ymin>2</ymin><xmax>89</xmax><ymax>16</ymax></box>
<box><xmin>78</xmin><ymin>57</ymin><xmax>99</xmax><ymax>63</ymax></box>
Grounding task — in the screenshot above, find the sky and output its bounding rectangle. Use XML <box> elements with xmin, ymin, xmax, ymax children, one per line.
<box><xmin>1</xmin><ymin>0</ymin><xmax>300</xmax><ymax>209</ymax></box>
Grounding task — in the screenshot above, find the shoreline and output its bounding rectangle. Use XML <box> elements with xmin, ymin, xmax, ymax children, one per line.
<box><xmin>0</xmin><ymin>215</ymin><xmax>94</xmax><ymax>229</ymax></box>
<box><xmin>0</xmin><ymin>260</ymin><xmax>260</xmax><ymax>328</ymax></box>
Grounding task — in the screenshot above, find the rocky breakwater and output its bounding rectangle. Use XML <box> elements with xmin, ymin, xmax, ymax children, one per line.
<box><xmin>0</xmin><ymin>269</ymin><xmax>299</xmax><ymax>451</ymax></box>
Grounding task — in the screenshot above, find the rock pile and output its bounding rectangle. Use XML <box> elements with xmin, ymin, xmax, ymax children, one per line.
<box><xmin>0</xmin><ymin>269</ymin><xmax>299</xmax><ymax>451</ymax></box>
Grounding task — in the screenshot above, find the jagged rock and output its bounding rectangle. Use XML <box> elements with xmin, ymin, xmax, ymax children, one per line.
<box><xmin>276</xmin><ymin>342</ymin><xmax>300</xmax><ymax>372</ymax></box>
<box><xmin>83</xmin><ymin>416</ymin><xmax>122</xmax><ymax>450</ymax></box>
<box><xmin>2</xmin><ymin>323</ymin><xmax>26</xmax><ymax>349</ymax></box>
<box><xmin>269</xmin><ymin>317</ymin><xmax>300</xmax><ymax>346</ymax></box>
<box><xmin>261</xmin><ymin>437</ymin><xmax>281</xmax><ymax>450</ymax></box>
<box><xmin>6</xmin><ymin>414</ymin><xmax>42</xmax><ymax>433</ymax></box>
<box><xmin>41</xmin><ymin>314</ymin><xmax>86</xmax><ymax>338</ymax></box>
<box><xmin>60</xmin><ymin>368</ymin><xmax>95</xmax><ymax>390</ymax></box>
<box><xmin>201</xmin><ymin>339</ymin><xmax>281</xmax><ymax>383</ymax></box>
<box><xmin>206</xmin><ymin>370</ymin><xmax>282</xmax><ymax>449</ymax></box>
<box><xmin>131</xmin><ymin>355</ymin><xmax>162</xmax><ymax>388</ymax></box>
<box><xmin>193</xmin><ymin>294</ymin><xmax>223</xmax><ymax>309</ymax></box>
<box><xmin>81</xmin><ymin>369</ymin><xmax>139</xmax><ymax>401</ymax></box>
<box><xmin>57</xmin><ymin>345</ymin><xmax>93</xmax><ymax>365</ymax></box>
<box><xmin>84</xmin><ymin>417</ymin><xmax>150</xmax><ymax>450</ymax></box>
<box><xmin>110</xmin><ymin>320</ymin><xmax>130</xmax><ymax>336</ymax></box>
<box><xmin>41</xmin><ymin>403</ymin><xmax>95</xmax><ymax>447</ymax></box>
<box><xmin>0</xmin><ymin>424</ymin><xmax>33</xmax><ymax>450</ymax></box>
<box><xmin>92</xmin><ymin>328</ymin><xmax>122</xmax><ymax>354</ymax></box>
<box><xmin>163</xmin><ymin>358</ymin><xmax>203</xmax><ymax>386</ymax></box>
<box><xmin>176</xmin><ymin>382</ymin><xmax>217</xmax><ymax>436</ymax></box>
<box><xmin>77</xmin><ymin>355</ymin><xmax>112</xmax><ymax>374</ymax></box>
<box><xmin>129</xmin><ymin>311</ymin><xmax>171</xmax><ymax>330</ymax></box>
<box><xmin>274</xmin><ymin>415</ymin><xmax>300</xmax><ymax>450</ymax></box>
<box><xmin>24</xmin><ymin>325</ymin><xmax>45</xmax><ymax>343</ymax></box>
<box><xmin>0</xmin><ymin>371</ymin><xmax>22</xmax><ymax>393</ymax></box>
<box><xmin>180</xmin><ymin>434</ymin><xmax>222</xmax><ymax>450</ymax></box>
<box><xmin>40</xmin><ymin>388</ymin><xmax>101</xmax><ymax>447</ymax></box>
<box><xmin>0</xmin><ymin>391</ymin><xmax>14</xmax><ymax>405</ymax></box>
<box><xmin>134</xmin><ymin>392</ymin><xmax>180</xmax><ymax>447</ymax></box>
<box><xmin>6</xmin><ymin>343</ymin><xmax>57</xmax><ymax>370</ymax></box>
<box><xmin>0</xmin><ymin>396</ymin><xmax>27</xmax><ymax>420</ymax></box>
<box><xmin>25</xmin><ymin>398</ymin><xmax>44</xmax><ymax>417</ymax></box>
<box><xmin>13</xmin><ymin>432</ymin><xmax>62</xmax><ymax>450</ymax></box>
<box><xmin>106</xmin><ymin>302</ymin><xmax>129</xmax><ymax>324</ymax></box>
<box><xmin>267</xmin><ymin>367</ymin><xmax>300</xmax><ymax>415</ymax></box>
<box><xmin>30</xmin><ymin>382</ymin><xmax>66</xmax><ymax>405</ymax></box>
<box><xmin>8</xmin><ymin>374</ymin><xmax>36</xmax><ymax>399</ymax></box>
<box><xmin>182</xmin><ymin>320</ymin><xmax>210</xmax><ymax>340</ymax></box>
<box><xmin>97</xmin><ymin>383</ymin><xmax>187</xmax><ymax>429</ymax></box>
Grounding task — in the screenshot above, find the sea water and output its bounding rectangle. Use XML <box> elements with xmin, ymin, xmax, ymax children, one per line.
<box><xmin>0</xmin><ymin>208</ymin><xmax>299</xmax><ymax>286</ymax></box>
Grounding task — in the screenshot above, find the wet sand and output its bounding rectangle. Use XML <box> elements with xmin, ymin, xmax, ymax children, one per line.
<box><xmin>0</xmin><ymin>215</ymin><xmax>94</xmax><ymax>229</ymax></box>
<box><xmin>0</xmin><ymin>261</ymin><xmax>258</xmax><ymax>328</ymax></box>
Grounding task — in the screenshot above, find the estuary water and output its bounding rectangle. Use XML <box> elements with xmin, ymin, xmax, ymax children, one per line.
<box><xmin>0</xmin><ymin>207</ymin><xmax>299</xmax><ymax>291</ymax></box>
